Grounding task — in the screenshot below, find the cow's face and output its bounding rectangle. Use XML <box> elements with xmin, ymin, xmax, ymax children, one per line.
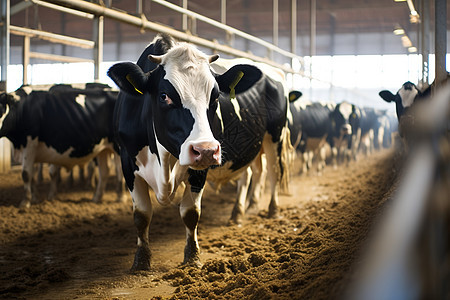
<box><xmin>379</xmin><ymin>81</ymin><xmax>420</xmax><ymax>120</ymax></box>
<box><xmin>108</xmin><ymin>43</ymin><xmax>262</xmax><ymax>170</ymax></box>
<box><xmin>332</xmin><ymin>101</ymin><xmax>359</xmax><ymax>137</ymax></box>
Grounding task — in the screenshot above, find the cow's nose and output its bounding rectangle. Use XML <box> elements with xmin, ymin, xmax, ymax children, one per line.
<box><xmin>190</xmin><ymin>142</ymin><xmax>221</xmax><ymax>167</ymax></box>
<box><xmin>341</xmin><ymin>124</ymin><xmax>352</xmax><ymax>135</ymax></box>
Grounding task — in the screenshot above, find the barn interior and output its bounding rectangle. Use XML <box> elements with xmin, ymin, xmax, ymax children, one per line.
<box><xmin>0</xmin><ymin>1</ymin><xmax>449</xmax><ymax>299</ymax></box>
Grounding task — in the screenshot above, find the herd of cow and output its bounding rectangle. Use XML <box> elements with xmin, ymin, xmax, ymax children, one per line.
<box><xmin>1</xmin><ymin>33</ymin><xmax>430</xmax><ymax>272</ymax></box>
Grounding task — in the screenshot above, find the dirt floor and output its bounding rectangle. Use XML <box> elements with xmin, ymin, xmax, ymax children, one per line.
<box><xmin>0</xmin><ymin>149</ymin><xmax>399</xmax><ymax>300</ymax></box>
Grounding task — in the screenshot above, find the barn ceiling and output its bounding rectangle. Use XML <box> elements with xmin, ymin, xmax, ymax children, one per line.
<box><xmin>7</xmin><ymin>0</ymin><xmax>449</xmax><ymax>61</ymax></box>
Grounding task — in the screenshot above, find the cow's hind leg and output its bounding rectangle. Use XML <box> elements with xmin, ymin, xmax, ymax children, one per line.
<box><xmin>247</xmin><ymin>152</ymin><xmax>267</xmax><ymax>215</ymax></box>
<box><xmin>263</xmin><ymin>135</ymin><xmax>280</xmax><ymax>219</ymax></box>
<box><xmin>48</xmin><ymin>164</ymin><xmax>61</xmax><ymax>200</ymax></box>
<box><xmin>229</xmin><ymin>166</ymin><xmax>252</xmax><ymax>225</ymax></box>
<box><xmin>131</xmin><ymin>176</ymin><xmax>153</xmax><ymax>271</ymax></box>
<box><xmin>92</xmin><ymin>151</ymin><xmax>110</xmax><ymax>203</ymax></box>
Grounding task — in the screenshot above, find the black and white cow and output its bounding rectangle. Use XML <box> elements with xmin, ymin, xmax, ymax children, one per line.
<box><xmin>0</xmin><ymin>83</ymin><xmax>123</xmax><ymax>208</ymax></box>
<box><xmin>328</xmin><ymin>101</ymin><xmax>361</xmax><ymax>166</ymax></box>
<box><xmin>287</xmin><ymin>92</ymin><xmax>334</xmax><ymax>175</ymax></box>
<box><xmin>358</xmin><ymin>107</ymin><xmax>390</xmax><ymax>155</ymax></box>
<box><xmin>378</xmin><ymin>79</ymin><xmax>447</xmax><ymax>140</ymax></box>
<box><xmin>107</xmin><ymin>34</ymin><xmax>290</xmax><ymax>271</ymax></box>
<box><xmin>209</xmin><ymin>57</ymin><xmax>291</xmax><ymax>225</ymax></box>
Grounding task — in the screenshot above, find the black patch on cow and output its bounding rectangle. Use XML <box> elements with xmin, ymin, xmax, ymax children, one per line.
<box><xmin>112</xmin><ymin>35</ymin><xmax>176</xmax><ymax>191</ymax></box>
<box><xmin>150</xmin><ymin>76</ymin><xmax>195</xmax><ymax>159</ymax></box>
<box><xmin>182</xmin><ymin>208</ymin><xmax>200</xmax><ymax>231</ymax></box>
<box><xmin>1</xmin><ymin>88</ymin><xmax>117</xmax><ymax>157</ymax></box>
<box><xmin>188</xmin><ymin>169</ymin><xmax>208</xmax><ymax>193</ymax></box>
<box><xmin>290</xmin><ymin>102</ymin><xmax>333</xmax><ymax>153</ymax></box>
<box><xmin>213</xmin><ymin>74</ymin><xmax>287</xmax><ymax>171</ymax></box>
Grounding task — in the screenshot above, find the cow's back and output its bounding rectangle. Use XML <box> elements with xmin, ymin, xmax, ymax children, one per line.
<box><xmin>17</xmin><ymin>88</ymin><xmax>116</xmax><ymax>160</ymax></box>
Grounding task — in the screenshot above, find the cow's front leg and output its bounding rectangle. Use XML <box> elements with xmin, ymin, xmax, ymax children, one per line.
<box><xmin>180</xmin><ymin>169</ymin><xmax>207</xmax><ymax>267</ymax></box>
<box><xmin>19</xmin><ymin>146</ymin><xmax>37</xmax><ymax>208</ymax></box>
<box><xmin>92</xmin><ymin>151</ymin><xmax>110</xmax><ymax>203</ymax></box>
<box><xmin>130</xmin><ymin>176</ymin><xmax>153</xmax><ymax>271</ymax></box>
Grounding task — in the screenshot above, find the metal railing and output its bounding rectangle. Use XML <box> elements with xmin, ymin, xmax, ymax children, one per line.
<box><xmin>346</xmin><ymin>83</ymin><xmax>450</xmax><ymax>300</ymax></box>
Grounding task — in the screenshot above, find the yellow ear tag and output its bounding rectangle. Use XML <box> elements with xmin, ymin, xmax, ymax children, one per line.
<box><xmin>228</xmin><ymin>71</ymin><xmax>244</xmax><ymax>121</ymax></box>
<box><xmin>229</xmin><ymin>71</ymin><xmax>244</xmax><ymax>100</ymax></box>
<box><xmin>289</xmin><ymin>93</ymin><xmax>297</xmax><ymax>101</ymax></box>
<box><xmin>126</xmin><ymin>74</ymin><xmax>143</xmax><ymax>95</ymax></box>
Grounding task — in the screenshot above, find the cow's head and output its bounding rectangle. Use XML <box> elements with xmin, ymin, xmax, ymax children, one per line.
<box><xmin>378</xmin><ymin>81</ymin><xmax>421</xmax><ymax>120</ymax></box>
<box><xmin>108</xmin><ymin>42</ymin><xmax>262</xmax><ymax>170</ymax></box>
<box><xmin>331</xmin><ymin>101</ymin><xmax>360</xmax><ymax>138</ymax></box>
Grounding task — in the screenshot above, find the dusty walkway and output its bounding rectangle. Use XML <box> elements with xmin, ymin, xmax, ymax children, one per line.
<box><xmin>0</xmin><ymin>150</ymin><xmax>397</xmax><ymax>299</ymax></box>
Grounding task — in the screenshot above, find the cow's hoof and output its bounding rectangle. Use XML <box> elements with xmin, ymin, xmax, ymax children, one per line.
<box><xmin>246</xmin><ymin>203</ymin><xmax>259</xmax><ymax>216</ymax></box>
<box><xmin>268</xmin><ymin>205</ymin><xmax>280</xmax><ymax>219</ymax></box>
<box><xmin>19</xmin><ymin>199</ymin><xmax>31</xmax><ymax>209</ymax></box>
<box><xmin>227</xmin><ymin>217</ymin><xmax>243</xmax><ymax>227</ymax></box>
<box><xmin>183</xmin><ymin>258</ymin><xmax>203</xmax><ymax>268</ymax></box>
<box><xmin>131</xmin><ymin>247</ymin><xmax>151</xmax><ymax>272</ymax></box>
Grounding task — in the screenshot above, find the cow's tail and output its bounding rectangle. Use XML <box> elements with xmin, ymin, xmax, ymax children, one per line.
<box><xmin>279</xmin><ymin>124</ymin><xmax>294</xmax><ymax>196</ymax></box>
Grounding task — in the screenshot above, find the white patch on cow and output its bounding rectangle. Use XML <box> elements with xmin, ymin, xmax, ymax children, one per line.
<box><xmin>134</xmin><ymin>145</ymin><xmax>186</xmax><ymax>205</ymax></box>
<box><xmin>398</xmin><ymin>86</ymin><xmax>418</xmax><ymax>108</ymax></box>
<box><xmin>75</xmin><ymin>94</ymin><xmax>86</xmax><ymax>108</ymax></box>
<box><xmin>21</xmin><ymin>86</ymin><xmax>34</xmax><ymax>95</ymax></box>
<box><xmin>338</xmin><ymin>101</ymin><xmax>353</xmax><ymax>120</ymax></box>
<box><xmin>0</xmin><ymin>103</ymin><xmax>9</xmax><ymax>129</ymax></box>
<box><xmin>160</xmin><ymin>43</ymin><xmax>220</xmax><ymax>166</ymax></box>
<box><xmin>28</xmin><ymin>136</ymin><xmax>113</xmax><ymax>168</ymax></box>
<box><xmin>216</xmin><ymin>100</ymin><xmax>224</xmax><ymax>133</ymax></box>
<box><xmin>230</xmin><ymin>97</ymin><xmax>242</xmax><ymax>121</ymax></box>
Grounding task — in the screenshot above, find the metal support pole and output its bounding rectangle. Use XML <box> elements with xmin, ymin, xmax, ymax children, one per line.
<box><xmin>182</xmin><ymin>0</ymin><xmax>187</xmax><ymax>32</ymax></box>
<box><xmin>290</xmin><ymin>0</ymin><xmax>296</xmax><ymax>54</ymax></box>
<box><xmin>93</xmin><ymin>15</ymin><xmax>104</xmax><ymax>81</ymax></box>
<box><xmin>221</xmin><ymin>0</ymin><xmax>226</xmax><ymax>24</ymax></box>
<box><xmin>434</xmin><ymin>0</ymin><xmax>447</xmax><ymax>89</ymax></box>
<box><xmin>136</xmin><ymin>0</ymin><xmax>143</xmax><ymax>15</ymax></box>
<box><xmin>23</xmin><ymin>36</ymin><xmax>30</xmax><ymax>85</ymax></box>
<box><xmin>420</xmin><ymin>0</ymin><xmax>430</xmax><ymax>85</ymax></box>
<box><xmin>1</xmin><ymin>0</ymin><xmax>10</xmax><ymax>92</ymax></box>
<box><xmin>310</xmin><ymin>0</ymin><xmax>316</xmax><ymax>95</ymax></box>
<box><xmin>310</xmin><ymin>0</ymin><xmax>316</xmax><ymax>57</ymax></box>
<box><xmin>273</xmin><ymin>0</ymin><xmax>278</xmax><ymax>47</ymax></box>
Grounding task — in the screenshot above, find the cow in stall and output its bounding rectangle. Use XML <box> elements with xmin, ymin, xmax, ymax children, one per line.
<box><xmin>0</xmin><ymin>83</ymin><xmax>124</xmax><ymax>208</ymax></box>
<box><xmin>328</xmin><ymin>101</ymin><xmax>361</xmax><ymax>166</ymax></box>
<box><xmin>107</xmin><ymin>34</ymin><xmax>291</xmax><ymax>271</ymax></box>
<box><xmin>287</xmin><ymin>91</ymin><xmax>334</xmax><ymax>175</ymax></box>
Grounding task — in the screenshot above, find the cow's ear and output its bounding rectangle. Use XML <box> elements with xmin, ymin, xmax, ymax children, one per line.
<box><xmin>378</xmin><ymin>90</ymin><xmax>395</xmax><ymax>103</ymax></box>
<box><xmin>107</xmin><ymin>62</ymin><xmax>148</xmax><ymax>96</ymax></box>
<box><xmin>289</xmin><ymin>90</ymin><xmax>303</xmax><ymax>102</ymax></box>
<box><xmin>215</xmin><ymin>64</ymin><xmax>262</xmax><ymax>95</ymax></box>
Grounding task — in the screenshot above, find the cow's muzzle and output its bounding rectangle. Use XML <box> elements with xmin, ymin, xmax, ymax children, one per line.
<box><xmin>189</xmin><ymin>141</ymin><xmax>221</xmax><ymax>169</ymax></box>
<box><xmin>341</xmin><ymin>124</ymin><xmax>352</xmax><ymax>135</ymax></box>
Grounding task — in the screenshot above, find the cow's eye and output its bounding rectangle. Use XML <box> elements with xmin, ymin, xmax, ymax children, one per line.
<box><xmin>160</xmin><ymin>93</ymin><xmax>173</xmax><ymax>105</ymax></box>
